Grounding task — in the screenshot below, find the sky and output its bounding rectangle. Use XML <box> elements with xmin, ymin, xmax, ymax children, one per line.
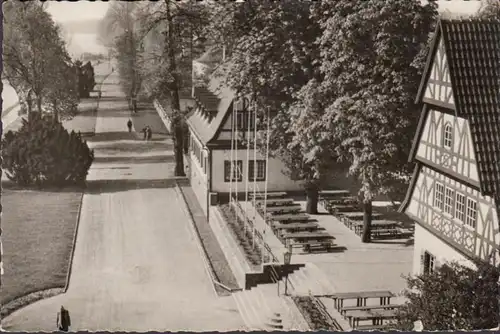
<box><xmin>46</xmin><ymin>1</ymin><xmax>110</xmax><ymax>23</ymax></box>
<box><xmin>424</xmin><ymin>0</ymin><xmax>484</xmax><ymax>14</ymax></box>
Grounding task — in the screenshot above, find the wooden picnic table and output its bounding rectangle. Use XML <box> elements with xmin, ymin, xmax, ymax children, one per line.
<box><xmin>250</xmin><ymin>192</ymin><xmax>287</xmax><ymax>199</ymax></box>
<box><xmin>347</xmin><ymin>309</ymin><xmax>398</xmax><ymax>328</ymax></box>
<box><xmin>340</xmin><ymin>304</ymin><xmax>402</xmax><ymax>316</ymax></box>
<box><xmin>329</xmin><ymin>204</ymin><xmax>360</xmax><ymax>213</ymax></box>
<box><xmin>273</xmin><ymin>222</ymin><xmax>319</xmax><ymax>231</ymax></box>
<box><xmin>266</xmin><ymin>205</ymin><xmax>302</xmax><ymax>214</ymax></box>
<box><xmin>269</xmin><ymin>213</ymin><xmax>310</xmax><ymax>222</ymax></box>
<box><xmin>319</xmin><ymin>190</ymin><xmax>350</xmax><ymax>197</ymax></box>
<box><xmin>255</xmin><ymin>198</ymin><xmax>294</xmax><ymax>207</ymax></box>
<box><xmin>283</xmin><ymin>231</ymin><xmax>335</xmax><ymax>241</ymax></box>
<box><xmin>330</xmin><ymin>290</ymin><xmax>394</xmax><ymax>310</ymax></box>
<box><xmin>351</xmin><ymin>220</ymin><xmax>400</xmax><ymax>236</ymax></box>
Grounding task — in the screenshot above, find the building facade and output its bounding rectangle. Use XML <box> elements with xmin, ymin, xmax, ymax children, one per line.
<box><xmin>400</xmin><ymin>19</ymin><xmax>500</xmax><ymax>275</ymax></box>
<box><xmin>186</xmin><ymin>76</ymin><xmax>303</xmax><ymax>216</ymax></box>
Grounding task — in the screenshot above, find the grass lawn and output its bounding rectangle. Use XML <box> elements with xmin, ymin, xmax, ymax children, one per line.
<box><xmin>0</xmin><ymin>189</ymin><xmax>82</xmax><ymax>308</ymax></box>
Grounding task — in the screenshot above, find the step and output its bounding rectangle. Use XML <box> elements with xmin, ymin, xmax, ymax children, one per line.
<box><xmin>246</xmin><ymin>288</ymin><xmax>268</xmax><ymax>325</ymax></box>
<box><xmin>294</xmin><ymin>268</ymin><xmax>312</xmax><ymax>295</ymax></box>
<box><xmin>288</xmin><ymin>271</ymin><xmax>307</xmax><ymax>295</ymax></box>
<box><xmin>233</xmin><ymin>291</ymin><xmax>259</xmax><ymax>330</ymax></box>
<box><xmin>258</xmin><ymin>283</ymin><xmax>294</xmax><ymax>330</ymax></box>
<box><xmin>306</xmin><ymin>263</ymin><xmax>335</xmax><ymax>295</ymax></box>
<box><xmin>243</xmin><ymin>289</ymin><xmax>266</xmax><ymax>329</ymax></box>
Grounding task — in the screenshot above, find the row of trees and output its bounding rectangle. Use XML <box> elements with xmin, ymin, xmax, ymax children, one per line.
<box><xmin>100</xmin><ymin>0</ymin><xmax>499</xmax><ymax>242</ymax></box>
<box><xmin>101</xmin><ymin>0</ymin><xmax>437</xmax><ymax>242</ymax></box>
<box><xmin>3</xmin><ymin>2</ymin><xmax>80</xmax><ymax>122</ymax></box>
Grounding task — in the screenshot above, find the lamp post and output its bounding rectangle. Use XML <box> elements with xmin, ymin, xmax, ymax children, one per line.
<box><xmin>284</xmin><ymin>245</ymin><xmax>292</xmax><ymax>296</ymax></box>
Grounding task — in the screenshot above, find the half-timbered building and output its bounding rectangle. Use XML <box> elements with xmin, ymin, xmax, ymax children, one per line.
<box><xmin>186</xmin><ymin>75</ymin><xmax>304</xmax><ymax>217</ymax></box>
<box><xmin>400</xmin><ymin>19</ymin><xmax>500</xmax><ymax>275</ymax></box>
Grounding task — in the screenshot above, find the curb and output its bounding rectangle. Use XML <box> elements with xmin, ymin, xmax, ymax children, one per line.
<box><xmin>173</xmin><ymin>182</ymin><xmax>220</xmax><ymax>298</ymax></box>
<box><xmin>63</xmin><ymin>192</ymin><xmax>84</xmax><ymax>293</ymax></box>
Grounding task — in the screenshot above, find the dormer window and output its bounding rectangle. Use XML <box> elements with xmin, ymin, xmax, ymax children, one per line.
<box><xmin>443</xmin><ymin>123</ymin><xmax>453</xmax><ymax>149</ymax></box>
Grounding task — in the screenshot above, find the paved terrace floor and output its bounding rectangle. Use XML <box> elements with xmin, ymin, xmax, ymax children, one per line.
<box><xmin>2</xmin><ymin>67</ymin><xmax>245</xmax><ymax>332</ymax></box>
<box><xmin>245</xmin><ymin>199</ymin><xmax>413</xmax><ymax>300</ymax></box>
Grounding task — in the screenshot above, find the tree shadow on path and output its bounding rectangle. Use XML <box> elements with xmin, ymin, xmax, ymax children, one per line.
<box><xmin>85</xmin><ymin>178</ymin><xmax>187</xmax><ymax>194</ymax></box>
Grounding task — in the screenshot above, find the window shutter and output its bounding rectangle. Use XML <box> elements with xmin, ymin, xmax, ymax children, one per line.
<box><xmin>224</xmin><ymin>161</ymin><xmax>230</xmax><ymax>182</ymax></box>
<box><xmin>420</xmin><ymin>250</ymin><xmax>425</xmax><ymax>275</ymax></box>
<box><xmin>248</xmin><ymin>160</ymin><xmax>254</xmax><ymax>180</ymax></box>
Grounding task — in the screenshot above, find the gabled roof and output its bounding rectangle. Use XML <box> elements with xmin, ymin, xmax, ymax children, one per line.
<box><xmin>187</xmin><ymin>74</ymin><xmax>235</xmax><ymax>145</ymax></box>
<box><xmin>411</xmin><ymin>19</ymin><xmax>500</xmax><ymax>197</ymax></box>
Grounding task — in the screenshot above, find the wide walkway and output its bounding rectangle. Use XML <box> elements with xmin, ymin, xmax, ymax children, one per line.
<box><xmin>2</xmin><ymin>67</ymin><xmax>245</xmax><ymax>332</ymax></box>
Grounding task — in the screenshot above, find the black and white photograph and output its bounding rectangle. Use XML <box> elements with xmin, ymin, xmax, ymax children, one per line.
<box><xmin>1</xmin><ymin>0</ymin><xmax>500</xmax><ymax>332</ymax></box>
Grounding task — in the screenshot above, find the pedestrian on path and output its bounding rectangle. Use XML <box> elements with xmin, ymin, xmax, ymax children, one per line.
<box><xmin>147</xmin><ymin>126</ymin><xmax>153</xmax><ymax>141</ymax></box>
<box><xmin>127</xmin><ymin>119</ymin><xmax>133</xmax><ymax>133</ymax></box>
<box><xmin>141</xmin><ymin>127</ymin><xmax>147</xmax><ymax>140</ymax></box>
<box><xmin>56</xmin><ymin>306</ymin><xmax>71</xmax><ymax>332</ymax></box>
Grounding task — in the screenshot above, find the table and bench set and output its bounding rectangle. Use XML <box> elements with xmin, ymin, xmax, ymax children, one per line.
<box><xmin>323</xmin><ymin>290</ymin><xmax>401</xmax><ymax>330</ymax></box>
<box><xmin>320</xmin><ymin>191</ymin><xmax>412</xmax><ymax>240</ymax></box>
<box><xmin>252</xmin><ymin>192</ymin><xmax>338</xmax><ymax>253</ymax></box>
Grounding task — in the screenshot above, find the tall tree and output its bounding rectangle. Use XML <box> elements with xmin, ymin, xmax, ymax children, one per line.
<box><xmin>209</xmin><ymin>0</ymin><xmax>326</xmax><ymax>213</ymax></box>
<box><xmin>3</xmin><ymin>1</ymin><xmax>78</xmax><ymax>120</ymax></box>
<box><xmin>297</xmin><ymin>0</ymin><xmax>437</xmax><ymax>241</ymax></box>
<box><xmin>137</xmin><ymin>0</ymin><xmax>210</xmax><ymax>176</ymax></box>
<box><xmin>477</xmin><ymin>0</ymin><xmax>500</xmax><ymax>21</ymax></box>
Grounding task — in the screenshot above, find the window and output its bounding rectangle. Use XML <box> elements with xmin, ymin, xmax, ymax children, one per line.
<box><xmin>248</xmin><ymin>160</ymin><xmax>266</xmax><ymax>181</ymax></box>
<box><xmin>236</xmin><ymin>112</ymin><xmax>255</xmax><ymax>131</ymax></box>
<box><xmin>423</xmin><ymin>251</ymin><xmax>436</xmax><ymax>275</ymax></box>
<box><xmin>466</xmin><ymin>198</ymin><xmax>477</xmax><ymax>228</ymax></box>
<box><xmin>444</xmin><ymin>187</ymin><xmax>455</xmax><ymax>216</ymax></box>
<box><xmin>455</xmin><ymin>192</ymin><xmax>466</xmax><ymax>222</ymax></box>
<box><xmin>224</xmin><ymin>160</ymin><xmax>242</xmax><ymax>182</ymax></box>
<box><xmin>443</xmin><ymin>123</ymin><xmax>453</xmax><ymax>149</ymax></box>
<box><xmin>434</xmin><ymin>183</ymin><xmax>445</xmax><ymax>210</ymax></box>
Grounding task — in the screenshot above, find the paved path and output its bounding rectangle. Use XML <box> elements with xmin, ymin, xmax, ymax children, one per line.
<box><xmin>3</xmin><ymin>68</ymin><xmax>245</xmax><ymax>332</ymax></box>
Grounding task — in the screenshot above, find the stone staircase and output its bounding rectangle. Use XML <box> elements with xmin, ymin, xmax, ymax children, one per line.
<box><xmin>233</xmin><ymin>282</ymin><xmax>309</xmax><ymax>331</ymax></box>
<box><xmin>232</xmin><ymin>263</ymin><xmax>334</xmax><ymax>330</ymax></box>
<box><xmin>285</xmin><ymin>263</ymin><xmax>336</xmax><ymax>296</ymax></box>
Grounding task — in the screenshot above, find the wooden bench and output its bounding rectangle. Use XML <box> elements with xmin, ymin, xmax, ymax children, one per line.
<box><xmin>273</xmin><ymin>222</ymin><xmax>319</xmax><ymax>232</ymax></box>
<box><xmin>347</xmin><ymin>309</ymin><xmax>398</xmax><ymax>328</ymax></box>
<box><xmin>302</xmin><ymin>241</ymin><xmax>336</xmax><ymax>253</ymax></box>
<box><xmin>266</xmin><ymin>205</ymin><xmax>302</xmax><ymax>214</ymax></box>
<box><xmin>355</xmin><ymin>323</ymin><xmax>397</xmax><ymax>331</ymax></box>
<box><xmin>340</xmin><ymin>304</ymin><xmax>402</xmax><ymax>316</ymax></box>
<box><xmin>255</xmin><ymin>198</ymin><xmax>294</xmax><ymax>207</ymax></box>
<box><xmin>250</xmin><ymin>192</ymin><xmax>287</xmax><ymax>199</ymax></box>
<box><xmin>269</xmin><ymin>213</ymin><xmax>310</xmax><ymax>222</ymax></box>
<box><xmin>329</xmin><ymin>290</ymin><xmax>394</xmax><ymax>310</ymax></box>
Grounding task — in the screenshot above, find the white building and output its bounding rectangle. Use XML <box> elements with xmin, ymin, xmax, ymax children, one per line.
<box><xmin>186</xmin><ymin>75</ymin><xmax>304</xmax><ymax>216</ymax></box>
<box><xmin>400</xmin><ymin>19</ymin><xmax>500</xmax><ymax>275</ymax></box>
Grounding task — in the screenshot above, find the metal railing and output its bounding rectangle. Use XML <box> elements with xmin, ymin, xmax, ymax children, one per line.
<box><xmin>310</xmin><ymin>292</ymin><xmax>343</xmax><ymax>331</ymax></box>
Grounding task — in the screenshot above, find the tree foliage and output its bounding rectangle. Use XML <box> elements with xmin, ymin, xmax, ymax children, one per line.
<box><xmin>3</xmin><ymin>1</ymin><xmax>79</xmax><ymax>120</ymax></box>
<box><xmin>2</xmin><ymin>114</ymin><xmax>94</xmax><ymax>188</ymax></box>
<box><xmin>397</xmin><ymin>259</ymin><xmax>499</xmax><ymax>331</ymax></box>
<box><xmin>477</xmin><ymin>0</ymin><xmax>500</xmax><ymax>21</ymax></box>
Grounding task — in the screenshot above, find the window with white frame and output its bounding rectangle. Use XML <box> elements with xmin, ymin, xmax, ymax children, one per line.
<box><xmin>465</xmin><ymin>198</ymin><xmax>477</xmax><ymax>228</ymax></box>
<box><xmin>455</xmin><ymin>192</ymin><xmax>466</xmax><ymax>222</ymax></box>
<box><xmin>423</xmin><ymin>251</ymin><xmax>436</xmax><ymax>275</ymax></box>
<box><xmin>444</xmin><ymin>187</ymin><xmax>455</xmax><ymax>216</ymax></box>
<box><xmin>434</xmin><ymin>182</ymin><xmax>445</xmax><ymax>210</ymax></box>
<box><xmin>224</xmin><ymin>160</ymin><xmax>242</xmax><ymax>182</ymax></box>
<box><xmin>443</xmin><ymin>123</ymin><xmax>453</xmax><ymax>149</ymax></box>
<box><xmin>248</xmin><ymin>160</ymin><xmax>266</xmax><ymax>181</ymax></box>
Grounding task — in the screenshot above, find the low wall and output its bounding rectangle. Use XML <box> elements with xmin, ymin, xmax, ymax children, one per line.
<box><xmin>209</xmin><ymin>207</ymin><xmax>254</xmax><ymax>289</ymax></box>
<box><xmin>153</xmin><ymin>99</ymin><xmax>172</xmax><ymax>133</ymax></box>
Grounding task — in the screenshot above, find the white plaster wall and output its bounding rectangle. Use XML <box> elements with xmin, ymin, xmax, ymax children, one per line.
<box><xmin>416</xmin><ymin>109</ymin><xmax>479</xmax><ymax>183</ymax></box>
<box><xmin>211</xmin><ymin>149</ymin><xmax>303</xmax><ymax>193</ymax></box>
<box><xmin>412</xmin><ymin>224</ymin><xmax>473</xmax><ymax>275</ymax></box>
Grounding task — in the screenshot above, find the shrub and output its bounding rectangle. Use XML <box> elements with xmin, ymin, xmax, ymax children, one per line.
<box><xmin>2</xmin><ymin>114</ymin><xmax>94</xmax><ymax>187</ymax></box>
<box><xmin>396</xmin><ymin>259</ymin><xmax>500</xmax><ymax>331</ymax></box>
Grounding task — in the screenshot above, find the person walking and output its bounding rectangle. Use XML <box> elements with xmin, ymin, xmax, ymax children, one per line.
<box><xmin>142</xmin><ymin>127</ymin><xmax>147</xmax><ymax>141</ymax></box>
<box><xmin>146</xmin><ymin>125</ymin><xmax>153</xmax><ymax>141</ymax></box>
<box><xmin>127</xmin><ymin>119</ymin><xmax>133</xmax><ymax>133</ymax></box>
<box><xmin>56</xmin><ymin>306</ymin><xmax>71</xmax><ymax>332</ymax></box>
